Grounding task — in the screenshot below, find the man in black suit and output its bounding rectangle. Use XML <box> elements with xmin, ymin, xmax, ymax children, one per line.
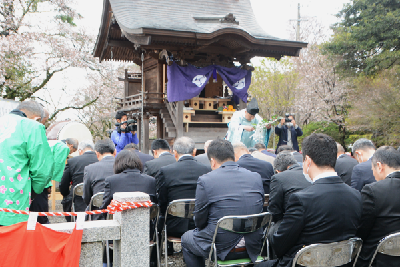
<box><xmin>275</xmin><ymin>115</ymin><xmax>303</xmax><ymax>153</ymax></box>
<box><xmin>268</xmin><ymin>152</ymin><xmax>311</xmax><ymax>223</ymax></box>
<box><xmin>335</xmin><ymin>143</ymin><xmax>358</xmax><ymax>186</ymax></box>
<box><xmin>144</xmin><ymin>139</ymin><xmax>176</xmax><ymax>178</ymax></box>
<box><xmin>60</xmin><ymin>140</ymin><xmax>98</xmax><ymax>222</ymax></box>
<box><xmin>356</xmin><ymin>146</ymin><xmax>400</xmax><ymax>267</ymax></box>
<box><xmin>83</xmin><ymin>138</ymin><xmax>116</xmax><ymax>209</ymax></box>
<box><xmin>233</xmin><ymin>142</ymin><xmax>274</xmax><ymax>194</ymax></box>
<box><xmin>351</xmin><ymin>138</ymin><xmax>376</xmax><ymax>191</ymax></box>
<box><xmin>194</xmin><ymin>140</ymin><xmax>212</xmax><ymax>168</ymax></box>
<box><xmin>124</xmin><ymin>143</ymin><xmax>154</xmax><ymax>171</ymax></box>
<box><xmin>260</xmin><ymin>133</ymin><xmax>362</xmax><ymax>267</ymax></box>
<box><xmin>156</xmin><ymin>137</ymin><xmax>211</xmax><ymax>239</ymax></box>
<box><xmin>181</xmin><ymin>139</ymin><xmax>264</xmax><ymax>267</ymax></box>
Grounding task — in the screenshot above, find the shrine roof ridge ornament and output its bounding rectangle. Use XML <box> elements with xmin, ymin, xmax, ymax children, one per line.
<box><xmin>193</xmin><ymin>13</ymin><xmax>239</xmax><ymax>25</ymax></box>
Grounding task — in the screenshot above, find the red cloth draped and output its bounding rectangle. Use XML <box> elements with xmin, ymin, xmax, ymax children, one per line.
<box><xmin>0</xmin><ymin>222</ymin><xmax>83</xmax><ymax>267</ymax></box>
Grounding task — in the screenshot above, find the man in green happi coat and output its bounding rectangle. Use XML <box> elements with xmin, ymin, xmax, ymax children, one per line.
<box><xmin>0</xmin><ymin>101</ymin><xmax>53</xmax><ymax>226</ymax></box>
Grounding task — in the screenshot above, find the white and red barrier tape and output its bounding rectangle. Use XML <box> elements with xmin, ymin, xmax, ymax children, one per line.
<box><xmin>0</xmin><ymin>199</ymin><xmax>152</xmax><ymax>216</ymax></box>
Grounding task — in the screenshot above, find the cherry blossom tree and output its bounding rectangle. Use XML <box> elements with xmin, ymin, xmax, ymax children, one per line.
<box><xmin>0</xmin><ymin>0</ymin><xmax>96</xmax><ymax>100</ymax></box>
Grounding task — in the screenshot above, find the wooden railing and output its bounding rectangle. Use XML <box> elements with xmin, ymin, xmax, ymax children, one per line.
<box><xmin>117</xmin><ymin>92</ymin><xmax>166</xmax><ymax>110</ymax></box>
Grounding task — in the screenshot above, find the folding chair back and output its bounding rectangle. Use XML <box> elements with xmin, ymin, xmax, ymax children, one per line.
<box><xmin>163</xmin><ymin>199</ymin><xmax>196</xmax><ymax>267</ymax></box>
<box><xmin>292</xmin><ymin>237</ymin><xmax>363</xmax><ymax>267</ymax></box>
<box><xmin>71</xmin><ymin>183</ymin><xmax>84</xmax><ymax>217</ymax></box>
<box><xmin>207</xmin><ymin>212</ymin><xmax>272</xmax><ymax>267</ymax></box>
<box><xmin>369</xmin><ymin>232</ymin><xmax>400</xmax><ymax>267</ymax></box>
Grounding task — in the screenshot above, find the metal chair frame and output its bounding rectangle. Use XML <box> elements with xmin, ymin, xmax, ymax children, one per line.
<box><xmin>71</xmin><ymin>182</ymin><xmax>84</xmax><ymax>222</ymax></box>
<box><xmin>88</xmin><ymin>192</ymin><xmax>105</xmax><ymax>221</ymax></box>
<box><xmin>149</xmin><ymin>204</ymin><xmax>161</xmax><ymax>267</ymax></box>
<box><xmin>161</xmin><ymin>199</ymin><xmax>196</xmax><ymax>267</ymax></box>
<box><xmin>368</xmin><ymin>232</ymin><xmax>400</xmax><ymax>267</ymax></box>
<box><xmin>207</xmin><ymin>212</ymin><xmax>272</xmax><ymax>267</ymax></box>
<box><xmin>291</xmin><ymin>237</ymin><xmax>363</xmax><ymax>267</ymax></box>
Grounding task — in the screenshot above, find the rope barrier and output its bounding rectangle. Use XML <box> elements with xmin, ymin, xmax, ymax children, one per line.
<box><xmin>0</xmin><ymin>200</ymin><xmax>152</xmax><ymax>216</ymax></box>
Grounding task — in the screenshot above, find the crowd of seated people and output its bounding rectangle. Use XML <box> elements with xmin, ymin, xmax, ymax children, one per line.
<box><xmin>56</xmin><ymin>133</ymin><xmax>400</xmax><ymax>267</ymax></box>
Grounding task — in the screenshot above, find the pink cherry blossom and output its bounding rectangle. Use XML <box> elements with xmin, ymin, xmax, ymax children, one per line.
<box><xmin>0</xmin><ymin>186</ymin><xmax>7</xmax><ymax>194</ymax></box>
<box><xmin>17</xmin><ymin>175</ymin><xmax>22</xmax><ymax>181</ymax></box>
<box><xmin>9</xmin><ymin>177</ymin><xmax>13</xmax><ymax>182</ymax></box>
<box><xmin>20</xmin><ymin>189</ymin><xmax>23</xmax><ymax>194</ymax></box>
<box><xmin>28</xmin><ymin>177</ymin><xmax>31</xmax><ymax>180</ymax></box>
<box><xmin>7</xmin><ymin>166</ymin><xmax>12</xmax><ymax>171</ymax></box>
<box><xmin>0</xmin><ymin>159</ymin><xmax>3</xmax><ymax>163</ymax></box>
<box><xmin>1</xmin><ymin>176</ymin><xmax>4</xmax><ymax>181</ymax></box>
<box><xmin>16</xmin><ymin>169</ymin><xmax>21</xmax><ymax>172</ymax></box>
<box><xmin>9</xmin><ymin>188</ymin><xmax>15</xmax><ymax>193</ymax></box>
<box><xmin>29</xmin><ymin>192</ymin><xmax>31</xmax><ymax>196</ymax></box>
<box><xmin>5</xmin><ymin>200</ymin><xmax>13</xmax><ymax>205</ymax></box>
<box><xmin>26</xmin><ymin>207</ymin><xmax>29</xmax><ymax>211</ymax></box>
<box><xmin>16</xmin><ymin>200</ymin><xmax>19</xmax><ymax>205</ymax></box>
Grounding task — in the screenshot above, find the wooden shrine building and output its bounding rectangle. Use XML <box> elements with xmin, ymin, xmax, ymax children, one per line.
<box><xmin>94</xmin><ymin>0</ymin><xmax>307</xmax><ymax>152</ymax></box>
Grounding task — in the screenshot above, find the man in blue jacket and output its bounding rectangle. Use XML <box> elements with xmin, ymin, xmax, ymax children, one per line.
<box><xmin>111</xmin><ymin>111</ymin><xmax>138</xmax><ymax>154</ymax></box>
<box><xmin>275</xmin><ymin>115</ymin><xmax>303</xmax><ymax>153</ymax></box>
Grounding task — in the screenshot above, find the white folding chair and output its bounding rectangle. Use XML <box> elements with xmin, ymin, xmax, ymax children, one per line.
<box><xmin>71</xmin><ymin>182</ymin><xmax>84</xmax><ymax>222</ymax></box>
<box><xmin>88</xmin><ymin>192</ymin><xmax>105</xmax><ymax>221</ymax></box>
<box><xmin>368</xmin><ymin>232</ymin><xmax>400</xmax><ymax>267</ymax></box>
<box><xmin>292</xmin><ymin>237</ymin><xmax>363</xmax><ymax>267</ymax></box>
<box><xmin>150</xmin><ymin>204</ymin><xmax>161</xmax><ymax>267</ymax></box>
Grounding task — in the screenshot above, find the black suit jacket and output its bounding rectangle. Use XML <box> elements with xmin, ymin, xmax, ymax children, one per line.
<box><xmin>351</xmin><ymin>159</ymin><xmax>376</xmax><ymax>191</ymax></box>
<box><xmin>268</xmin><ymin>165</ymin><xmax>311</xmax><ymax>222</ymax></box>
<box><xmin>269</xmin><ymin>176</ymin><xmax>362</xmax><ymax>267</ymax></box>
<box><xmin>132</xmin><ymin>150</ymin><xmax>154</xmax><ymax>171</ymax></box>
<box><xmin>156</xmin><ymin>155</ymin><xmax>211</xmax><ymax>236</ymax></box>
<box><xmin>83</xmin><ymin>156</ymin><xmax>115</xmax><ymax>206</ymax></box>
<box><xmin>356</xmin><ymin>172</ymin><xmax>400</xmax><ymax>267</ymax></box>
<box><xmin>275</xmin><ymin>125</ymin><xmax>303</xmax><ymax>152</ymax></box>
<box><xmin>194</xmin><ymin>153</ymin><xmax>211</xmax><ymax>168</ymax></box>
<box><xmin>144</xmin><ymin>152</ymin><xmax>176</xmax><ymax>178</ymax></box>
<box><xmin>335</xmin><ymin>154</ymin><xmax>358</xmax><ymax>186</ymax></box>
<box><xmin>60</xmin><ymin>151</ymin><xmax>98</xmax><ymax>211</ymax></box>
<box><xmin>192</xmin><ymin>161</ymin><xmax>264</xmax><ymax>262</ymax></box>
<box><xmin>237</xmin><ymin>154</ymin><xmax>274</xmax><ymax>194</ymax></box>
<box><xmin>100</xmin><ymin>168</ymin><xmax>156</xmax><ymax>211</ymax></box>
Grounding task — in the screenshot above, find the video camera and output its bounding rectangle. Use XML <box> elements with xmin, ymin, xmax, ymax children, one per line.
<box><xmin>116</xmin><ymin>119</ymin><xmax>137</xmax><ymax>133</ymax></box>
<box><xmin>285</xmin><ymin>113</ymin><xmax>295</xmax><ymax>127</ymax></box>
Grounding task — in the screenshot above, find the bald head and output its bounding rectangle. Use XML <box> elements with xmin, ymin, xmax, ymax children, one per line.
<box><xmin>232</xmin><ymin>142</ymin><xmax>249</xmax><ymax>162</ymax></box>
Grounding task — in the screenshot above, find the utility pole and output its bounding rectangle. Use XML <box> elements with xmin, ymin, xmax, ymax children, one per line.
<box><xmin>296</xmin><ymin>3</ymin><xmax>300</xmax><ymax>41</ymax></box>
<box><xmin>290</xmin><ymin>3</ymin><xmax>307</xmax><ymax>41</ymax></box>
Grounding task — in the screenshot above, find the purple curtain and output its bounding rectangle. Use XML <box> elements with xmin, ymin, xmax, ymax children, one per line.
<box><xmin>167</xmin><ymin>62</ymin><xmax>251</xmax><ymax>103</ymax></box>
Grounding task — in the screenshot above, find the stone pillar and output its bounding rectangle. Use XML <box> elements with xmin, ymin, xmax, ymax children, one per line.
<box><xmin>80</xmin><ymin>242</ymin><xmax>103</xmax><ymax>267</ymax></box>
<box><xmin>113</xmin><ymin>192</ymin><xmax>150</xmax><ymax>267</ymax></box>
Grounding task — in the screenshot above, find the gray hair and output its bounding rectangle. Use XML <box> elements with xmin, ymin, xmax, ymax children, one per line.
<box><xmin>173</xmin><ymin>137</ymin><xmax>195</xmax><ymax>155</ymax></box>
<box><xmin>17</xmin><ymin>101</ymin><xmax>43</xmax><ymax>118</ymax></box>
<box><xmin>232</xmin><ymin>142</ymin><xmax>249</xmax><ymax>152</ymax></box>
<box><xmin>352</xmin><ymin>138</ymin><xmax>376</xmax><ymax>153</ymax></box>
<box><xmin>274</xmin><ymin>152</ymin><xmax>298</xmax><ymax>172</ymax></box>
<box><xmin>78</xmin><ymin>140</ymin><xmax>94</xmax><ymax>151</ymax></box>
<box><xmin>254</xmin><ymin>143</ymin><xmax>266</xmax><ymax>150</ymax></box>
<box><xmin>204</xmin><ymin>140</ymin><xmax>213</xmax><ymax>151</ymax></box>
<box><xmin>65</xmin><ymin>138</ymin><xmax>79</xmax><ymax>150</ymax></box>
<box><xmin>94</xmin><ymin>138</ymin><xmax>115</xmax><ymax>155</ymax></box>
